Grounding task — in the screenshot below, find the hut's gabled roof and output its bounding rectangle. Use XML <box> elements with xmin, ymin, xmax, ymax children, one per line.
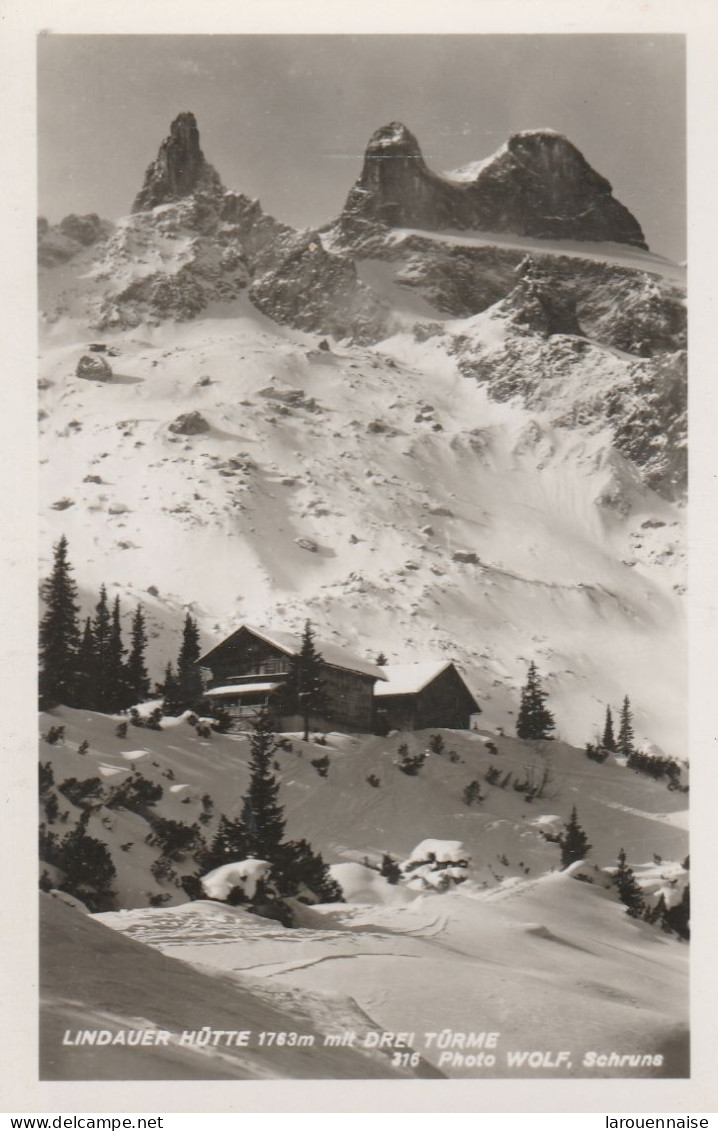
<box><xmin>375</xmin><ymin>661</ymin><xmax>480</xmax><ymax>708</ymax></box>
<box><xmin>198</xmin><ymin>623</ymin><xmax>387</xmax><ymax>681</ymax></box>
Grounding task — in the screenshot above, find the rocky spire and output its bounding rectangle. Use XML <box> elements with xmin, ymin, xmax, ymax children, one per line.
<box><xmin>132</xmin><ymin>112</ymin><xmax>224</xmax><ymax>213</ymax></box>
<box><xmin>337</xmin><ymin>123</ymin><xmax>647</xmax><ymax>250</ymax></box>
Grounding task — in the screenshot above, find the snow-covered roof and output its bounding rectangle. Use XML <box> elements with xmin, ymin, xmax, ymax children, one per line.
<box><xmin>374</xmin><ymin>660</ymin><xmax>477</xmax><ymax>699</ymax></box>
<box><xmin>200</xmin><ymin>623</ymin><xmax>387</xmax><ymax>681</ymax></box>
<box><xmin>205</xmin><ymin>681</ymin><xmax>280</xmax><ymax>697</ymax></box>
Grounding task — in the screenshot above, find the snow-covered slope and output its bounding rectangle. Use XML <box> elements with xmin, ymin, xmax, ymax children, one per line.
<box><xmin>39</xmin><ymin>708</ymin><xmax>689</xmax><ymax>1080</ymax></box>
<box><xmin>39</xmin><ymin>285</ymin><xmax>685</xmax><ymax>751</ymax></box>
<box><xmin>92</xmin><ymin>876</ymin><xmax>688</xmax><ymax>1079</ymax></box>
<box><xmin>41</xmin><ymin>894</ymin><xmax>437</xmax><ymax>1080</ymax></box>
<box><xmin>40</xmin><ymin>706</ymin><xmax>688</xmax><ymax>910</ymax></box>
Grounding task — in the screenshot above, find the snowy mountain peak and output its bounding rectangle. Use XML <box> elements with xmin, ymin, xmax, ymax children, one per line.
<box><xmin>132</xmin><ymin>111</ymin><xmax>225</xmax><ymax>214</ymax></box>
<box><xmin>364</xmin><ymin>120</ymin><xmax>424</xmax><ymax>154</ymax></box>
<box><xmin>335</xmin><ymin>123</ymin><xmax>647</xmax><ymax>251</ymax></box>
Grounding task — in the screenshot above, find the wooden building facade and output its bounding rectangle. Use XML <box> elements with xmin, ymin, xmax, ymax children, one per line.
<box><xmin>198</xmin><ymin>624</ymin><xmax>386</xmax><ymax>734</ymax></box>
<box><xmin>374</xmin><ymin>661</ymin><xmax>480</xmax><ymax>732</ymax></box>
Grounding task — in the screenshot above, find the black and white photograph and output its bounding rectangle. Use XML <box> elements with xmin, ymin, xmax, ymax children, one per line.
<box><xmin>5</xmin><ymin>0</ymin><xmax>717</xmax><ymax>1115</ymax></box>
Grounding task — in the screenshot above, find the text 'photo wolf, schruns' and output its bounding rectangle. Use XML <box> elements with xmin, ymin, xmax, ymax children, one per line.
<box><xmin>37</xmin><ymin>34</ymin><xmax>688</xmax><ymax>1081</ymax></box>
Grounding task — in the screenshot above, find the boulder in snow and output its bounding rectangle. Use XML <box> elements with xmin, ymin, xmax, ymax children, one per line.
<box><xmin>76</xmin><ymin>354</ymin><xmax>113</xmax><ymax>381</ymax></box>
<box><xmin>295</xmin><ymin>537</ymin><xmax>318</xmax><ymax>553</ymax></box>
<box><xmin>201</xmin><ymin>858</ymin><xmax>272</xmax><ymax>902</ymax></box>
<box><xmin>168</xmin><ymin>411</ymin><xmax>210</xmax><ymax>435</ymax></box>
<box><xmin>402</xmin><ymin>838</ymin><xmax>470</xmax><ymax>891</ymax></box>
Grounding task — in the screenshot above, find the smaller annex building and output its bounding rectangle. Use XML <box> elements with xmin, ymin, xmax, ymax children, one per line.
<box><xmin>374</xmin><ymin>661</ymin><xmax>480</xmax><ymax>732</ymax></box>
<box><xmin>198</xmin><ymin>623</ymin><xmax>386</xmax><ymax>734</ymax></box>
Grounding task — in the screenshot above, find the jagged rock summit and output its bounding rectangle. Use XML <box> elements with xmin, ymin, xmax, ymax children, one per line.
<box><xmin>336</xmin><ymin>122</ymin><xmax>647</xmax><ymax>250</ymax></box>
<box><xmin>132</xmin><ymin>112</ymin><xmax>224</xmax><ymax>212</ymax></box>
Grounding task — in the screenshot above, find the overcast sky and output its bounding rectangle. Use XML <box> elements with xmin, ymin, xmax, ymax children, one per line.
<box><xmin>38</xmin><ymin>34</ymin><xmax>685</xmax><ymax>259</ymax></box>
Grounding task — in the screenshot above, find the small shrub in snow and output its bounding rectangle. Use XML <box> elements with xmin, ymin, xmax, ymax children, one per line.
<box><xmin>115</xmin><ymin>721</ymin><xmax>128</xmax><ymax>739</ymax></box>
<box><xmin>428</xmin><ymin>734</ymin><xmax>445</xmax><ymax>756</ymax></box>
<box><xmin>198</xmin><ymin>793</ymin><xmax>214</xmax><ymax>826</ymax></box>
<box><xmin>275</xmin><ymin>737</ymin><xmax>294</xmax><ymax>753</ymax></box>
<box><xmin>313</xmin><ymin>733</ymin><xmax>328</xmax><ymax>746</ymax></box>
<box><xmin>180</xmin><ymin>874</ymin><xmax>204</xmax><ymax>900</ymax></box>
<box><xmin>148</xmin><ymin>892</ymin><xmax>171</xmax><ymax>907</ymax></box>
<box><xmin>627</xmin><ymin>747</ymin><xmax>683</xmax><ymax>784</ymax></box>
<box><xmin>310</xmin><ymin>754</ymin><xmax>330</xmax><ymax>778</ymax></box>
<box><xmin>150</xmin><ymin>857</ymin><xmax>177</xmax><ymax>883</ymax></box>
<box><xmin>196</xmin><ymin>723</ymin><xmax>212</xmax><ymax>739</ymax></box>
<box><xmin>463</xmin><ymin>780</ymin><xmax>483</xmax><ymax>806</ymax></box>
<box><xmin>146</xmin><ymin>707</ymin><xmax>164</xmax><ymax>731</ymax></box>
<box><xmin>379</xmin><ymin>853</ymin><xmax>402</xmax><ymax>884</ymax></box>
<box><xmin>485</xmin><ymin>740</ymin><xmax>498</xmax><ymax>756</ymax></box>
<box><xmin>58</xmin><ymin>776</ymin><xmax>105</xmax><ymax>810</ymax></box>
<box><xmin>107</xmin><ymin>773</ymin><xmax>163</xmax><ymax>812</ymax></box>
<box><xmin>500</xmin><ymin>771</ymin><xmax>513</xmax><ymax>788</ymax></box>
<box><xmin>77</xmin><ymin>739</ymin><xmax>89</xmax><ymax>756</ymax></box>
<box><xmin>274</xmin><ymin>839</ymin><xmax>344</xmax><ymax>904</ymax></box>
<box><xmin>44</xmin><ymin>793</ymin><xmax>59</xmax><ymax>824</ymax></box>
<box><xmin>484</xmin><ymin>765</ymin><xmax>501</xmax><ymax>786</ymax></box>
<box><xmin>397</xmin><ymin>743</ymin><xmax>426</xmax><ymax>776</ymax></box>
<box><xmin>585</xmin><ymin>743</ymin><xmax>609</xmax><ymax>763</ymax></box>
<box><xmin>43</xmin><ymin>726</ymin><xmax>65</xmax><ymax>746</ymax></box>
<box><xmin>366</xmin><ymin>773</ymin><xmax>381</xmax><ymax>788</ymax></box>
<box><xmin>39</xmin><ymin>762</ymin><xmax>54</xmax><ymax>796</ymax></box>
<box><xmin>146</xmin><ymin>817</ymin><xmax>203</xmax><ymax>861</ymax></box>
<box><xmin>129</xmin><ymin>706</ymin><xmax>164</xmax><ymax>731</ymax></box>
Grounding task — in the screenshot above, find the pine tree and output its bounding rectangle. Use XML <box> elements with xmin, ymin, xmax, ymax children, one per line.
<box><xmin>613</xmin><ymin>848</ymin><xmax>644</xmax><ymax>916</ymax></box>
<box><xmin>288</xmin><ymin>620</ymin><xmax>328</xmax><ymax>742</ymax></box>
<box><xmin>274</xmin><ymin>838</ymin><xmax>344</xmax><ymax>902</ymax></box>
<box><xmin>175</xmin><ymin>613</ymin><xmax>203</xmax><ymax>712</ymax></box>
<box><xmin>91</xmin><ymin>585</ymin><xmax>112</xmax><ymax>712</ymax></box>
<box><xmin>516</xmin><ymin>661</ymin><xmax>555</xmax><ymax>740</ymax></box>
<box><xmin>161</xmin><ymin>661</ymin><xmax>181</xmax><ymax>715</ymax></box>
<box><xmin>75</xmin><ymin>616</ymin><xmax>96</xmax><ymax>708</ymax></box>
<box><xmin>602</xmin><ymin>706</ymin><xmax>617</xmax><ymax>752</ymax></box>
<box><xmin>203</xmin><ymin>815</ymin><xmax>250</xmax><ymax>871</ymax></box>
<box><xmin>39</xmin><ymin>535</ymin><xmax>81</xmax><ymax>708</ymax></box>
<box><xmin>106</xmin><ymin>595</ymin><xmax>128</xmax><ymax>711</ymax></box>
<box><xmin>617</xmin><ymin>695</ymin><xmax>635</xmax><ymax>757</ymax></box>
<box><xmin>240</xmin><ymin>712</ymin><xmax>286</xmax><ymax>861</ymax></box>
<box><xmin>379</xmin><ymin>853</ymin><xmax>402</xmax><ymax>884</ymax></box>
<box><xmin>375</xmin><ymin>652</ymin><xmax>388</xmax><ymax>667</ymax></box>
<box><xmin>126</xmin><ymin>604</ymin><xmax>151</xmax><ymax>705</ymax></box>
<box><xmin>558</xmin><ymin>806</ymin><xmax>592</xmax><ymax>869</ymax></box>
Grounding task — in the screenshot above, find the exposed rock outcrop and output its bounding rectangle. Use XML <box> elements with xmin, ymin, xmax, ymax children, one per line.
<box><xmin>248</xmin><ymin>231</ymin><xmax>390</xmax><ymax>344</ymax></box>
<box><xmin>168</xmin><ymin>411</ymin><xmax>210</xmax><ymax>435</ymax></box>
<box><xmin>500</xmin><ymin>258</ymin><xmax>583</xmax><ymax>338</ymax></box>
<box><xmin>335</xmin><ymin>123</ymin><xmax>647</xmax><ymax>250</ymax></box>
<box><xmin>132</xmin><ymin>112</ymin><xmax>224</xmax><ymax>213</ymax></box>
<box><xmin>76</xmin><ymin>354</ymin><xmax>113</xmax><ymax>381</ymax></box>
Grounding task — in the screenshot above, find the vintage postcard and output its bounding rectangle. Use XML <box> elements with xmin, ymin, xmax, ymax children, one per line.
<box><xmin>2</xmin><ymin>0</ymin><xmax>717</xmax><ymax>1117</ymax></box>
